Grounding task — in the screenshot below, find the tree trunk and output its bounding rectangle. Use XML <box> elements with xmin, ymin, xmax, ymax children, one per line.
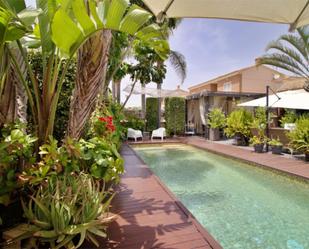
<box><xmin>141</xmin><ymin>84</ymin><xmax>146</xmax><ymax>119</ymax></box>
<box><xmin>112</xmin><ymin>79</ymin><xmax>121</xmax><ymax>103</ymax></box>
<box><xmin>157</xmin><ymin>83</ymin><xmax>162</xmax><ymax>128</ymax></box>
<box><xmin>0</xmin><ymin>48</ymin><xmax>27</xmax><ymax>127</ymax></box>
<box><xmin>67</xmin><ymin>30</ymin><xmax>112</xmax><ymax>139</ymax></box>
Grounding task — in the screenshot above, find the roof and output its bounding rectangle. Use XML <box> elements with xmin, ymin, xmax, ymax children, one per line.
<box><xmin>274</xmin><ymin>76</ymin><xmax>306</xmax><ymax>92</ymax></box>
<box><xmin>187</xmin><ymin>91</ymin><xmax>265</xmax><ymax>100</ymax></box>
<box><xmin>188</xmin><ymin>65</ymin><xmax>285</xmax><ymax>91</ymax></box>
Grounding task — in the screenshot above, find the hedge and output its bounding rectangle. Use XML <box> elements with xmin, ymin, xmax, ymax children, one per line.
<box><xmin>165</xmin><ymin>97</ymin><xmax>185</xmax><ymax>135</ymax></box>
<box><xmin>146</xmin><ymin>97</ymin><xmax>158</xmax><ymax>131</ymax></box>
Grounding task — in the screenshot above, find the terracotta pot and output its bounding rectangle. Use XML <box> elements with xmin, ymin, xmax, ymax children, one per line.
<box><xmin>209</xmin><ymin>128</ymin><xmax>220</xmax><ymax>141</ymax></box>
<box><xmin>254</xmin><ymin>143</ymin><xmax>264</xmax><ymax>153</ymax></box>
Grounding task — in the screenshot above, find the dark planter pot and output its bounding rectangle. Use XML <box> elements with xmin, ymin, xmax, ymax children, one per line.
<box><xmin>271</xmin><ymin>145</ymin><xmax>282</xmax><ymax>155</ymax></box>
<box><xmin>0</xmin><ymin>199</ymin><xmax>24</xmax><ymax>233</ymax></box>
<box><xmin>254</xmin><ymin>143</ymin><xmax>264</xmax><ymax>153</ymax></box>
<box><xmin>209</xmin><ymin>128</ymin><xmax>220</xmax><ymax>141</ymax></box>
<box><xmin>305</xmin><ymin>153</ymin><xmax>309</xmax><ymax>162</ymax></box>
<box><xmin>235</xmin><ymin>133</ymin><xmax>249</xmax><ymax>146</ymax></box>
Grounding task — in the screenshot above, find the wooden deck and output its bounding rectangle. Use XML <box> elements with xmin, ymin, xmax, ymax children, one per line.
<box><xmin>82</xmin><ymin>136</ymin><xmax>309</xmax><ymax>248</ymax></box>
<box><xmin>185</xmin><ymin>136</ymin><xmax>309</xmax><ymax>180</ymax></box>
<box><xmin>99</xmin><ymin>144</ymin><xmax>222</xmax><ymax>249</ymax></box>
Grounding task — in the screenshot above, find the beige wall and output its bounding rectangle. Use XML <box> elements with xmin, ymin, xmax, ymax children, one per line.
<box><xmin>241</xmin><ymin>66</ymin><xmax>283</xmax><ymax>93</ymax></box>
<box><xmin>189</xmin><ymin>66</ymin><xmax>285</xmax><ymax>94</ymax></box>
<box><xmin>216</xmin><ymin>74</ymin><xmax>241</xmax><ymax>92</ymax></box>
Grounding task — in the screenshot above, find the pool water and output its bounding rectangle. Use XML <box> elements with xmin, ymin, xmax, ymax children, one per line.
<box><xmin>133</xmin><ymin>144</ymin><xmax>309</xmax><ymax>249</ymax></box>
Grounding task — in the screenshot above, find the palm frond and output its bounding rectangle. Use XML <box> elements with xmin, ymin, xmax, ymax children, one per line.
<box><xmin>259</xmin><ymin>55</ymin><xmax>308</xmax><ymax>79</ymax></box>
<box><xmin>266</xmin><ymin>40</ymin><xmax>309</xmax><ymax>75</ymax></box>
<box><xmin>168</xmin><ymin>50</ymin><xmax>187</xmax><ymax>84</ymax></box>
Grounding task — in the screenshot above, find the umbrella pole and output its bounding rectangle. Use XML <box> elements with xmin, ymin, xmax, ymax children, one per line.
<box><xmin>266</xmin><ymin>85</ymin><xmax>270</xmax><ymax>152</ymax></box>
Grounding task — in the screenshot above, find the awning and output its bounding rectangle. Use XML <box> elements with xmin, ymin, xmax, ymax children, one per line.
<box><xmin>142</xmin><ymin>0</ymin><xmax>309</xmax><ymax>30</ymax></box>
<box><xmin>123</xmin><ymin>84</ymin><xmax>189</xmax><ymax>97</ymax></box>
<box><xmin>238</xmin><ymin>89</ymin><xmax>309</xmax><ymax>110</ymax></box>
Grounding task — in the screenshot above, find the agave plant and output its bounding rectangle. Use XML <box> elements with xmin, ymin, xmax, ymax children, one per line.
<box><xmin>17</xmin><ymin>173</ymin><xmax>115</xmax><ymax>248</ymax></box>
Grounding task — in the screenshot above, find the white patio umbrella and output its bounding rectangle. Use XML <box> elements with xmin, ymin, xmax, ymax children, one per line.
<box><xmin>143</xmin><ymin>0</ymin><xmax>309</xmax><ymax>30</ymax></box>
<box><xmin>238</xmin><ymin>89</ymin><xmax>309</xmax><ymax>110</ymax></box>
<box><xmin>123</xmin><ymin>84</ymin><xmax>188</xmax><ymax>97</ymax></box>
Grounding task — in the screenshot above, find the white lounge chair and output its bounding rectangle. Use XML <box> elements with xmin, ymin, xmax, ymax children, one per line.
<box><xmin>151</xmin><ymin>127</ymin><xmax>166</xmax><ymax>141</ymax></box>
<box><xmin>127</xmin><ymin>128</ymin><xmax>143</xmax><ymax>142</ymax></box>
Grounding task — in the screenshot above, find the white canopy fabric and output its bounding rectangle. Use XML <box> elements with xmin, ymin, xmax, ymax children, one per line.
<box><xmin>123</xmin><ymin>84</ymin><xmax>189</xmax><ymax>97</ymax></box>
<box><xmin>238</xmin><ymin>89</ymin><xmax>309</xmax><ymax>110</ymax></box>
<box><xmin>143</xmin><ymin>0</ymin><xmax>309</xmax><ymax>29</ymax></box>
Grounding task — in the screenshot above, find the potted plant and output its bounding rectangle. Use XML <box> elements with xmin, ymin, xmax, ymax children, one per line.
<box><xmin>250</xmin><ymin>136</ymin><xmax>265</xmax><ymax>153</ymax></box>
<box><xmin>224</xmin><ymin>108</ymin><xmax>253</xmax><ymax>146</ymax></box>
<box><xmin>268</xmin><ymin>138</ymin><xmax>283</xmax><ymax>155</ymax></box>
<box><xmin>251</xmin><ymin>107</ymin><xmax>266</xmax><ymax>137</ymax></box>
<box><xmin>287</xmin><ymin>116</ymin><xmax>309</xmax><ymax>161</ymax></box>
<box><xmin>207</xmin><ymin>108</ymin><xmax>226</xmax><ymax>141</ymax></box>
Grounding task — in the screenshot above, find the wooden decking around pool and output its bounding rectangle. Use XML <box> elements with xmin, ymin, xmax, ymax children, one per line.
<box><xmin>102</xmin><ymin>144</ymin><xmax>222</xmax><ymax>249</ymax></box>
<box><xmin>184</xmin><ymin>136</ymin><xmax>309</xmax><ymax>180</ymax></box>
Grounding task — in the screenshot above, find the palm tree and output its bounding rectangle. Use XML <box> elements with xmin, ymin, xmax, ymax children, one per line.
<box><xmin>259</xmin><ymin>27</ymin><xmax>309</xmax><ymax>91</ymax></box>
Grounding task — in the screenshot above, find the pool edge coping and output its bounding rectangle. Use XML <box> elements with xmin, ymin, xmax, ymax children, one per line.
<box><xmin>126</xmin><ymin>143</ymin><xmax>223</xmax><ymax>249</ymax></box>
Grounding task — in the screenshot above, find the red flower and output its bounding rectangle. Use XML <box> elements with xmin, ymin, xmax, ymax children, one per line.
<box><xmin>98</xmin><ymin>117</ymin><xmax>107</xmax><ymax>122</ymax></box>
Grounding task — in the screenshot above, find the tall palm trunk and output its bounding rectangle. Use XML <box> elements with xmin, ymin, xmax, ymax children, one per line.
<box><xmin>67</xmin><ymin>30</ymin><xmax>112</xmax><ymax>139</ymax></box>
<box><xmin>0</xmin><ymin>48</ymin><xmax>27</xmax><ymax>126</ymax></box>
<box><xmin>112</xmin><ymin>79</ymin><xmax>121</xmax><ymax>103</ymax></box>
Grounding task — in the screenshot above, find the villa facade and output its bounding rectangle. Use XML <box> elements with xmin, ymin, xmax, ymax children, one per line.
<box><xmin>186</xmin><ymin>64</ymin><xmax>287</xmax><ymax>134</ymax></box>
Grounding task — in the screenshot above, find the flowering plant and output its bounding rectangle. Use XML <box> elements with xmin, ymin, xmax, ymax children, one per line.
<box><xmin>98</xmin><ymin>116</ymin><xmax>116</xmax><ymax>133</ymax></box>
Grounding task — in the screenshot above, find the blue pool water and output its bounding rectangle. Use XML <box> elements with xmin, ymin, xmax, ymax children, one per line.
<box><xmin>133</xmin><ymin>144</ymin><xmax>309</xmax><ymax>249</ymax></box>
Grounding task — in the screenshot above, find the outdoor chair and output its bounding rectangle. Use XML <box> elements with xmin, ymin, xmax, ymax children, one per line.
<box><xmin>185</xmin><ymin>124</ymin><xmax>195</xmax><ymax>136</ymax></box>
<box><xmin>151</xmin><ymin>127</ymin><xmax>166</xmax><ymax>141</ymax></box>
<box><xmin>127</xmin><ymin>128</ymin><xmax>143</xmax><ymax>142</ymax></box>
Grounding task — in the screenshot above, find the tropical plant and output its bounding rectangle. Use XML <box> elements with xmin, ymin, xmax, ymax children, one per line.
<box><xmin>250</xmin><ymin>135</ymin><xmax>265</xmax><ymax>146</ymax></box>
<box><xmin>280</xmin><ymin>109</ymin><xmax>298</xmax><ymax>127</ymax></box>
<box><xmin>165</xmin><ymin>97</ymin><xmax>186</xmax><ymax>135</ymax></box>
<box><xmin>0</xmin><ymin>123</ymin><xmax>36</xmax><ymax>205</ymax></box>
<box><xmin>259</xmin><ymin>27</ymin><xmax>309</xmax><ymax>91</ymax></box>
<box><xmin>66</xmin><ymin>0</ymin><xmax>169</xmax><ymax>140</ymax></box>
<box><xmin>207</xmin><ymin>108</ymin><xmax>226</xmax><ymax>129</ymax></box>
<box><xmin>225</xmin><ymin>108</ymin><xmax>253</xmax><ymax>138</ymax></box>
<box><xmin>251</xmin><ymin>107</ymin><xmax>267</xmax><ymax>137</ymax></box>
<box><xmin>0</xmin><ymin>0</ymin><xmax>169</xmax><ymax>145</ymax></box>
<box><xmin>287</xmin><ymin>116</ymin><xmax>309</xmax><ymax>157</ymax></box>
<box><xmin>17</xmin><ymin>174</ymin><xmax>116</xmax><ymax>249</ymax></box>
<box><xmin>268</xmin><ymin>138</ymin><xmax>283</xmax><ymax>147</ymax></box>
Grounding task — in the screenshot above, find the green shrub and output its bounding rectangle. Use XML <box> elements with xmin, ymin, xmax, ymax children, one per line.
<box><xmin>124</xmin><ymin>114</ymin><xmax>145</xmax><ymax>131</ymax></box>
<box><xmin>280</xmin><ymin>109</ymin><xmax>297</xmax><ymax>127</ymax></box>
<box><xmin>0</xmin><ymin>123</ymin><xmax>37</xmax><ymax>205</ymax></box>
<box><xmin>251</xmin><ymin>107</ymin><xmax>267</xmax><ymax>137</ymax></box>
<box><xmin>287</xmin><ymin>116</ymin><xmax>309</xmax><ymax>154</ymax></box>
<box><xmin>207</xmin><ymin>108</ymin><xmax>226</xmax><ymax>129</ymax></box>
<box><xmin>146</xmin><ymin>97</ymin><xmax>158</xmax><ymax>131</ymax></box>
<box><xmin>224</xmin><ymin>108</ymin><xmax>253</xmax><ymax>139</ymax></box>
<box><xmin>165</xmin><ymin>97</ymin><xmax>185</xmax><ymax>135</ymax></box>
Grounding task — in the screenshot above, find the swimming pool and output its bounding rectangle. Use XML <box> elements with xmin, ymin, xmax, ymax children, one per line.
<box><xmin>133</xmin><ymin>144</ymin><xmax>309</xmax><ymax>249</ymax></box>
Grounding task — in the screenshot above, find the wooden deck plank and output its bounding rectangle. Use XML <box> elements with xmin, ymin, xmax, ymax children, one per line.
<box><xmin>185</xmin><ymin>137</ymin><xmax>309</xmax><ymax>180</ymax></box>
<box><xmin>82</xmin><ymin>143</ymin><xmax>222</xmax><ymax>249</ymax></box>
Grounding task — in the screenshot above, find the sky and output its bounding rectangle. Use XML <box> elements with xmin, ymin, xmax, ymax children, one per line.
<box><xmin>25</xmin><ymin>0</ymin><xmax>289</xmax><ymax>107</ymax></box>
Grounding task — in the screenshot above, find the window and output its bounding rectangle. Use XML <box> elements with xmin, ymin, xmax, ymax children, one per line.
<box><xmin>223</xmin><ymin>82</ymin><xmax>232</xmax><ymax>92</ymax></box>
